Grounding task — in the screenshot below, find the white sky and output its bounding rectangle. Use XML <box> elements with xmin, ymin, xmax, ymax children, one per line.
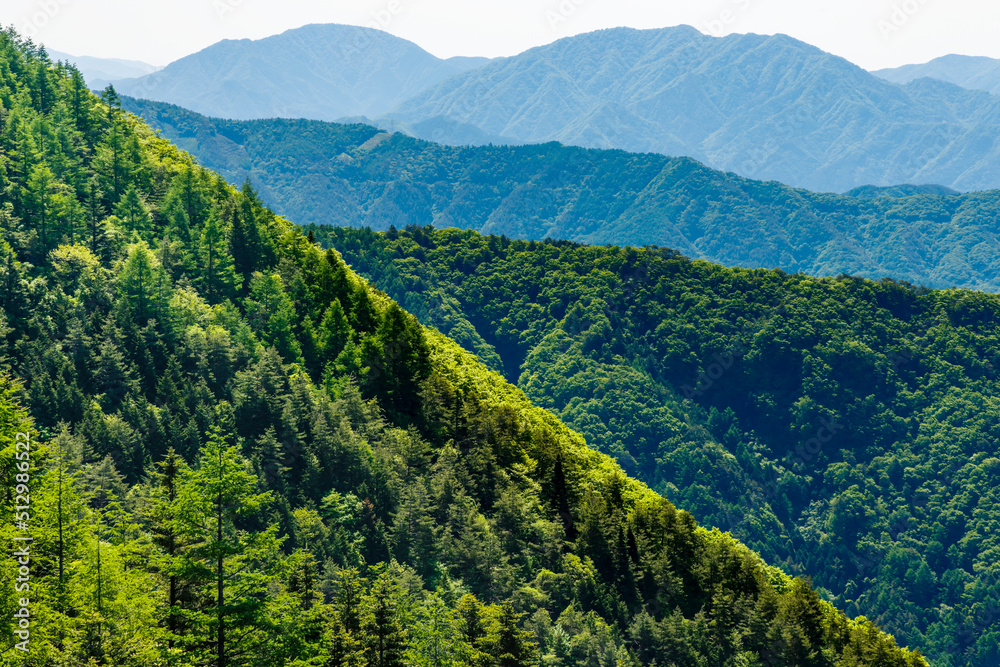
<box><xmin>1</xmin><ymin>0</ymin><xmax>996</xmax><ymax>71</ymax></box>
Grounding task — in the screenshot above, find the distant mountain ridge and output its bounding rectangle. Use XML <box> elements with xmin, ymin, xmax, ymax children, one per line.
<box><xmin>124</xmin><ymin>96</ymin><xmax>1000</xmax><ymax>292</ymax></box>
<box><xmin>112</xmin><ymin>24</ymin><xmax>490</xmax><ymax>121</ymax></box>
<box><xmin>387</xmin><ymin>26</ymin><xmax>1000</xmax><ymax>193</ymax></box>
<box><xmin>48</xmin><ymin>49</ymin><xmax>161</xmax><ymax>90</ymax></box>
<box><xmin>875</xmin><ymin>54</ymin><xmax>1000</xmax><ymax>96</ymax></box>
<box><xmin>114</xmin><ymin>24</ymin><xmax>1000</xmax><ymax>193</ymax></box>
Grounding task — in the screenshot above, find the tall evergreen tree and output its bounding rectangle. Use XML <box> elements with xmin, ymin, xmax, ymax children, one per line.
<box><xmin>175</xmin><ymin>425</ymin><xmax>283</xmax><ymax>667</ymax></box>
<box><xmin>117</xmin><ymin>240</ymin><xmax>171</xmax><ymax>323</ymax></box>
<box><xmin>362</xmin><ymin>569</ymin><xmax>410</xmax><ymax>667</ymax></box>
<box><xmin>197</xmin><ymin>210</ymin><xmax>237</xmax><ymax>303</ymax></box>
<box><xmin>114</xmin><ymin>183</ymin><xmax>151</xmax><ymax>238</ymax></box>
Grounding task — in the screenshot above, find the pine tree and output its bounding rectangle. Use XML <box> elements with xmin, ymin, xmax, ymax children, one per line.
<box><xmin>147</xmin><ymin>448</ymin><xmax>192</xmax><ymax>649</ymax></box>
<box><xmin>197</xmin><ymin>210</ymin><xmax>238</xmax><ymax>303</ymax></box>
<box><xmin>85</xmin><ymin>176</ymin><xmax>106</xmax><ymax>255</ymax></box>
<box><xmin>175</xmin><ymin>425</ymin><xmax>283</xmax><ymax>667</ymax></box>
<box><xmin>246</xmin><ymin>272</ymin><xmax>302</xmax><ymax>363</ymax></box>
<box><xmin>114</xmin><ymin>183</ymin><xmax>151</xmax><ymax>238</ymax></box>
<box><xmin>321</xmin><ymin>569</ymin><xmax>366</xmax><ymax>667</ymax></box>
<box><xmin>486</xmin><ymin>602</ymin><xmax>538</xmax><ymax>667</ymax></box>
<box><xmin>117</xmin><ymin>240</ymin><xmax>171</xmax><ymax>323</ymax></box>
<box><xmin>231</xmin><ymin>179</ymin><xmax>275</xmax><ymax>277</ymax></box>
<box><xmin>408</xmin><ymin>594</ymin><xmax>460</xmax><ymax>667</ymax></box>
<box><xmin>26</xmin><ymin>162</ymin><xmax>55</xmax><ymax>250</ymax></box>
<box><xmin>318</xmin><ymin>299</ymin><xmax>351</xmax><ymax>365</ymax></box>
<box><xmin>94</xmin><ymin>94</ymin><xmax>126</xmax><ymax>202</ymax></box>
<box><xmin>456</xmin><ymin>594</ymin><xmax>489</xmax><ymax>667</ymax></box>
<box><xmin>362</xmin><ymin>568</ymin><xmax>409</xmax><ymax>667</ymax></box>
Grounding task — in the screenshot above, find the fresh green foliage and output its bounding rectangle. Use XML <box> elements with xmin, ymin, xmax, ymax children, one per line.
<box><xmin>321</xmin><ymin>224</ymin><xmax>1000</xmax><ymax>666</ymax></box>
<box><xmin>125</xmin><ymin>95</ymin><xmax>1000</xmax><ymax>292</ymax></box>
<box><xmin>0</xmin><ymin>29</ymin><xmax>923</xmax><ymax>666</ymax></box>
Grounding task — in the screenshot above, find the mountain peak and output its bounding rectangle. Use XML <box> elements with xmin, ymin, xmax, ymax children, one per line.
<box><xmin>112</xmin><ymin>23</ymin><xmax>491</xmax><ymax>120</ymax></box>
<box><xmin>875</xmin><ymin>52</ymin><xmax>1000</xmax><ymax>95</ymax></box>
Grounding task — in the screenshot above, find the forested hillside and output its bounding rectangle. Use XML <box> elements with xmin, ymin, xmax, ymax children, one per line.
<box><xmin>320</xmin><ymin>225</ymin><xmax>1000</xmax><ymax>667</ymax></box>
<box><xmin>122</xmin><ymin>96</ymin><xmax>1000</xmax><ymax>293</ymax></box>
<box><xmin>0</xmin><ymin>28</ymin><xmax>925</xmax><ymax>666</ymax></box>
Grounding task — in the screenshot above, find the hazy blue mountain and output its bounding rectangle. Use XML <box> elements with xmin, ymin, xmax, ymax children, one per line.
<box><xmin>47</xmin><ymin>49</ymin><xmax>160</xmax><ymax>90</ymax></box>
<box><xmin>112</xmin><ymin>23</ymin><xmax>490</xmax><ymax>121</ymax></box>
<box><xmin>123</xmin><ymin>96</ymin><xmax>1000</xmax><ymax>292</ymax></box>
<box><xmin>874</xmin><ymin>54</ymin><xmax>1000</xmax><ymax>96</ymax></box>
<box><xmin>112</xmin><ymin>24</ymin><xmax>1000</xmax><ymax>192</ymax></box>
<box><xmin>389</xmin><ymin>26</ymin><xmax>1000</xmax><ymax>192</ymax></box>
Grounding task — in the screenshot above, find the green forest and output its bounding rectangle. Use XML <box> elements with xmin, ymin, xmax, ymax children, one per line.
<box><xmin>0</xmin><ymin>28</ymin><xmax>927</xmax><ymax>667</ymax></box>
<box><xmin>315</xmin><ymin>225</ymin><xmax>1000</xmax><ymax>667</ymax></box>
<box><xmin>122</xmin><ymin>95</ymin><xmax>1000</xmax><ymax>293</ymax></box>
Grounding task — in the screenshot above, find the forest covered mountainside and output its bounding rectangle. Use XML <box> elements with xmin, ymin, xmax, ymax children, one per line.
<box><xmin>125</xmin><ymin>96</ymin><xmax>1000</xmax><ymax>292</ymax></box>
<box><xmin>0</xmin><ymin>27</ymin><xmax>927</xmax><ymax>667</ymax></box>
<box><xmin>318</xmin><ymin>224</ymin><xmax>1000</xmax><ymax>666</ymax></box>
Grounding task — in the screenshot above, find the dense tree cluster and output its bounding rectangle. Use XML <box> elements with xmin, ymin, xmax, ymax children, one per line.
<box><xmin>320</xmin><ymin>224</ymin><xmax>1000</xmax><ymax>666</ymax></box>
<box><xmin>0</xmin><ymin>29</ymin><xmax>923</xmax><ymax>666</ymax></box>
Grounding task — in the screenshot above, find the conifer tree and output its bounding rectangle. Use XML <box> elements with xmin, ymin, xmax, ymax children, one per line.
<box><xmin>486</xmin><ymin>603</ymin><xmax>538</xmax><ymax>667</ymax></box>
<box><xmin>362</xmin><ymin>568</ymin><xmax>410</xmax><ymax>667</ymax></box>
<box><xmin>147</xmin><ymin>448</ymin><xmax>192</xmax><ymax>649</ymax></box>
<box><xmin>114</xmin><ymin>183</ymin><xmax>151</xmax><ymax>238</ymax></box>
<box><xmin>318</xmin><ymin>299</ymin><xmax>351</xmax><ymax>364</ymax></box>
<box><xmin>197</xmin><ymin>210</ymin><xmax>238</xmax><ymax>303</ymax></box>
<box><xmin>175</xmin><ymin>425</ymin><xmax>283</xmax><ymax>667</ymax></box>
<box><xmin>117</xmin><ymin>240</ymin><xmax>171</xmax><ymax>323</ymax></box>
<box><xmin>246</xmin><ymin>272</ymin><xmax>302</xmax><ymax>362</ymax></box>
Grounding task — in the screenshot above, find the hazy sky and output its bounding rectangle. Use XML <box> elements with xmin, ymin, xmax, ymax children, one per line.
<box><xmin>2</xmin><ymin>0</ymin><xmax>996</xmax><ymax>70</ymax></box>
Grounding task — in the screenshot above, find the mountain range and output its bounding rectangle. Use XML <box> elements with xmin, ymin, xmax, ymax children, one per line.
<box><xmin>48</xmin><ymin>48</ymin><xmax>161</xmax><ymax>90</ymax></box>
<box><xmin>111</xmin><ymin>24</ymin><xmax>489</xmax><ymax>121</ymax></box>
<box><xmin>876</xmin><ymin>54</ymin><xmax>1000</xmax><ymax>96</ymax></box>
<box><xmin>114</xmin><ymin>23</ymin><xmax>1000</xmax><ymax>193</ymax></box>
<box><xmin>0</xmin><ymin>28</ymin><xmax>930</xmax><ymax>666</ymax></box>
<box><xmin>123</xmin><ymin>96</ymin><xmax>1000</xmax><ymax>292</ymax></box>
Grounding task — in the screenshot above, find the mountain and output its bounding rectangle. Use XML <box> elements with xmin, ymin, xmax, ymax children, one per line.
<box><xmin>113</xmin><ymin>25</ymin><xmax>1000</xmax><ymax>193</ymax></box>
<box><xmin>874</xmin><ymin>54</ymin><xmax>1000</xmax><ymax>96</ymax></box>
<box><xmin>123</xmin><ymin>96</ymin><xmax>1000</xmax><ymax>292</ymax></box>
<box><xmin>388</xmin><ymin>26</ymin><xmax>1000</xmax><ymax>192</ymax></box>
<box><xmin>843</xmin><ymin>184</ymin><xmax>961</xmax><ymax>199</ymax></box>
<box><xmin>0</xmin><ymin>28</ymin><xmax>926</xmax><ymax>667</ymax></box>
<box><xmin>48</xmin><ymin>48</ymin><xmax>161</xmax><ymax>89</ymax></box>
<box><xmin>112</xmin><ymin>23</ymin><xmax>490</xmax><ymax>121</ymax></box>
<box><xmin>321</xmin><ymin>223</ymin><xmax>1000</xmax><ymax>666</ymax></box>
